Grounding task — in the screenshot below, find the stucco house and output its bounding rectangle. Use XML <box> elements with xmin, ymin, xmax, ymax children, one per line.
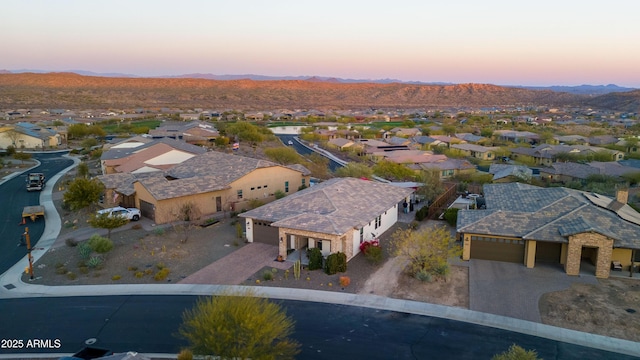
<box><xmin>0</xmin><ymin>123</ymin><xmax>62</xmax><ymax>149</ymax></box>
<box><xmin>239</xmin><ymin>177</ymin><xmax>413</xmax><ymax>262</ymax></box>
<box><xmin>457</xmin><ymin>183</ymin><xmax>640</xmax><ymax>278</ymax></box>
<box><xmin>451</xmin><ymin>143</ymin><xmax>499</xmax><ymax>160</ymax></box>
<box><xmin>129</xmin><ymin>151</ymin><xmax>311</xmax><ymax>224</ymax></box>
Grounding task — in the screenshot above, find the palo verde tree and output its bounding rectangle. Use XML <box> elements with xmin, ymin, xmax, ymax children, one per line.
<box><xmin>264</xmin><ymin>147</ymin><xmax>303</xmax><ymax>165</ymax></box>
<box><xmin>334</xmin><ymin>162</ymin><xmax>374</xmax><ymax>179</ymax></box>
<box><xmin>63</xmin><ymin>178</ymin><xmax>104</xmax><ymax>210</ymax></box>
<box><xmin>13</xmin><ymin>151</ymin><xmax>32</xmax><ymax>164</ymax></box>
<box><xmin>414</xmin><ymin>169</ymin><xmax>443</xmax><ymax>204</ymax></box>
<box><xmin>88</xmin><ymin>212</ymin><xmax>129</xmax><ymax>239</ymax></box>
<box><xmin>391</xmin><ymin>225</ymin><xmax>461</xmax><ymax>281</ymax></box>
<box><xmin>178</xmin><ymin>288</ymin><xmax>301</xmax><ymax>359</ymax></box>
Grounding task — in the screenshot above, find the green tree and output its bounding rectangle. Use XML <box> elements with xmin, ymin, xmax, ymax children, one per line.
<box><xmin>492</xmin><ymin>344</ymin><xmax>540</xmax><ymax>360</ymax></box>
<box><xmin>264</xmin><ymin>147</ymin><xmax>303</xmax><ymax>165</ymax></box>
<box><xmin>178</xmin><ymin>289</ymin><xmax>300</xmax><ymax>359</ymax></box>
<box><xmin>76</xmin><ymin>162</ymin><xmax>90</xmax><ymax>178</ymax></box>
<box><xmin>414</xmin><ymin>169</ymin><xmax>443</xmax><ymax>204</ymax></box>
<box><xmin>67</xmin><ymin>123</ymin><xmax>90</xmax><ymax>139</ymax></box>
<box><xmin>304</xmin><ymin>153</ymin><xmax>330</xmax><ymax>179</ymax></box>
<box><xmin>373</xmin><ymin>160</ymin><xmax>416</xmax><ymax>181</ymax></box>
<box><xmin>63</xmin><ymin>178</ymin><xmax>104</xmax><ymax>210</ymax></box>
<box><xmin>13</xmin><ymin>151</ymin><xmax>32</xmax><ymax>164</ymax></box>
<box><xmin>334</xmin><ymin>162</ymin><xmax>374</xmax><ymax>179</ymax></box>
<box><xmin>391</xmin><ymin>225</ymin><xmax>461</xmax><ymax>279</ymax></box>
<box><xmin>88</xmin><ymin>212</ymin><xmax>129</xmax><ymax>239</ymax></box>
<box><xmin>81</xmin><ymin>137</ymin><xmax>98</xmax><ymax>149</ymax></box>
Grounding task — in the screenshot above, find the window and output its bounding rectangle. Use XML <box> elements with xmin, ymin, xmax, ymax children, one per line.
<box><xmin>251</xmin><ymin>187</ymin><xmax>255</xmax><ymax>190</ymax></box>
<box><xmin>285</xmin><ymin>181</ymin><xmax>289</xmax><ymax>193</ymax></box>
<box><xmin>317</xmin><ymin>240</ymin><xmax>323</xmax><ymax>250</ymax></box>
<box><xmin>257</xmin><ymin>186</ymin><xmax>262</xmax><ymax>189</ymax></box>
<box><xmin>302</xmin><ymin>178</ymin><xmax>306</xmax><ymax>187</ymax></box>
<box><xmin>237</xmin><ymin>190</ymin><xmax>243</xmax><ymax>199</ymax></box>
<box><xmin>374</xmin><ymin>215</ymin><xmax>381</xmax><ymax>229</ymax></box>
<box><xmin>360</xmin><ymin>228</ymin><xmax>364</xmax><ymax>243</ymax></box>
<box><xmin>264</xmin><ymin>185</ymin><xmax>268</xmax><ymax>188</ymax></box>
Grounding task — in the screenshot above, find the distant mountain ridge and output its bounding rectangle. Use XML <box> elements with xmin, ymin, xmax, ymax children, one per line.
<box><xmin>4</xmin><ymin>69</ymin><xmax>635</xmax><ymax>94</ymax></box>
<box><xmin>0</xmin><ymin>72</ymin><xmax>638</xmax><ymax>112</ymax></box>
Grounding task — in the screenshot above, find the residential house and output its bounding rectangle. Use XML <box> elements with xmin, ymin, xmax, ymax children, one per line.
<box><xmin>130</xmin><ymin>151</ymin><xmax>311</xmax><ymax>224</ymax></box>
<box><xmin>510</xmin><ymin>144</ymin><xmax>624</xmax><ymax>166</ymax></box>
<box><xmin>554</xmin><ymin>135</ymin><xmax>589</xmax><ymax>145</ymax></box>
<box><xmin>148</xmin><ymin>121</ymin><xmax>219</xmax><ymax>146</ymax></box>
<box><xmin>494</xmin><ymin>130</ymin><xmax>540</xmax><ymax>145</ymax></box>
<box><xmin>100</xmin><ymin>138</ymin><xmax>207</xmax><ymax>174</ymax></box>
<box><xmin>539</xmin><ymin>162</ymin><xmax>601</xmax><ymax>183</ymax></box>
<box><xmin>386</xmin><ymin>136</ymin><xmax>412</xmax><ymax>146</ymax></box>
<box><xmin>0</xmin><ymin>123</ymin><xmax>62</xmax><ymax>149</ymax></box>
<box><xmin>386</xmin><ymin>127</ymin><xmax>422</xmax><ymax>138</ymax></box>
<box><xmin>429</xmin><ymin>135</ymin><xmax>463</xmax><ymax>148</ymax></box>
<box><xmin>451</xmin><ymin>143</ymin><xmax>498</xmax><ymax>161</ymax></box>
<box><xmin>327</xmin><ymin>138</ymin><xmax>355</xmax><ymax>151</ymax></box>
<box><xmin>411</xmin><ymin>136</ymin><xmax>447</xmax><ymax>150</ymax></box>
<box><xmin>457</xmin><ymin>183</ymin><xmax>640</xmax><ymax>278</ymax></box>
<box><xmin>455</xmin><ymin>133</ymin><xmax>487</xmax><ymax>144</ymax></box>
<box><xmin>588</xmin><ymin>135</ymin><xmax>619</xmax><ymax>146</ymax></box>
<box><xmin>413</xmin><ymin>158</ymin><xmax>476</xmax><ymax>179</ymax></box>
<box><xmin>489</xmin><ymin>164</ymin><xmax>533</xmax><ymax>183</ymax></box>
<box><xmin>239</xmin><ymin>177</ymin><xmax>412</xmax><ymax>261</ymax></box>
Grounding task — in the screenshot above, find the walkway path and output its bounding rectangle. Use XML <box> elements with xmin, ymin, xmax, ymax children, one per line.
<box><xmin>179</xmin><ymin>243</ymin><xmax>291</xmax><ymax>285</ymax></box>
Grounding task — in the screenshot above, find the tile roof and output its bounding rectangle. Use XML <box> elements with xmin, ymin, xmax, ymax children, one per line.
<box><xmin>166</xmin><ymin>151</ymin><xmax>283</xmax><ymax>180</ymax></box>
<box><xmin>457</xmin><ymin>183</ymin><xmax>640</xmax><ymax>249</ymax></box>
<box><xmin>101</xmin><ymin>137</ymin><xmax>205</xmax><ymax>161</ymax></box>
<box><xmin>239</xmin><ymin>177</ymin><xmax>413</xmax><ymax>235</ymax></box>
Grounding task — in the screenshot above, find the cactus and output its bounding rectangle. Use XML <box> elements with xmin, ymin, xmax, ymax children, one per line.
<box><xmin>293</xmin><ymin>260</ymin><xmax>301</xmax><ymax>280</ymax></box>
<box><xmin>78</xmin><ymin>243</ymin><xmax>92</xmax><ymax>260</ymax></box>
<box><xmin>87</xmin><ymin>256</ymin><xmax>103</xmax><ymax>268</ymax></box>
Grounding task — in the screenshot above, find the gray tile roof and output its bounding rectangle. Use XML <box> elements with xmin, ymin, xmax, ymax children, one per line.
<box><xmin>101</xmin><ymin>137</ymin><xmax>205</xmax><ymax>161</ymax></box>
<box><xmin>166</xmin><ymin>151</ymin><xmax>295</xmax><ymax>180</ymax></box>
<box><xmin>457</xmin><ymin>183</ymin><xmax>640</xmax><ymax>249</ymax></box>
<box><xmin>138</xmin><ymin>174</ymin><xmax>231</xmax><ymax>200</ymax></box>
<box><xmin>239</xmin><ymin>177</ymin><xmax>413</xmax><ymax>235</ymax></box>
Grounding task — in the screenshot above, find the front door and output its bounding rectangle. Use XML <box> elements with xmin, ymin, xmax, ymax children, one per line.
<box><xmin>216</xmin><ymin>196</ymin><xmax>222</xmax><ymax>212</ymax></box>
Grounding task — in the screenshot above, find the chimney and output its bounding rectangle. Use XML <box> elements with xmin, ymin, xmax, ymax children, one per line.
<box><xmin>616</xmin><ymin>188</ymin><xmax>629</xmax><ymax>204</ymax></box>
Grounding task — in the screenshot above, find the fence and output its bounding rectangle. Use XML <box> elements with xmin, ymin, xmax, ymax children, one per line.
<box><xmin>426</xmin><ymin>182</ymin><xmax>457</xmax><ymax>219</ymax></box>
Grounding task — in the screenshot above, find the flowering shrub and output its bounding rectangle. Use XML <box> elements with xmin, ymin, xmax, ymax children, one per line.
<box><xmin>339</xmin><ymin>276</ymin><xmax>351</xmax><ymax>288</ymax></box>
<box><xmin>359</xmin><ymin>239</ymin><xmax>380</xmax><ymax>254</ymax></box>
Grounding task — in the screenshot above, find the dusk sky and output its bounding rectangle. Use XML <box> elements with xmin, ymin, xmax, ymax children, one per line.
<box><xmin>3</xmin><ymin>0</ymin><xmax>639</xmax><ymax>87</ymax></box>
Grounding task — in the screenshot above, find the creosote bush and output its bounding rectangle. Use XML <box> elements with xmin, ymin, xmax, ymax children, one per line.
<box><xmin>87</xmin><ymin>234</ymin><xmax>114</xmax><ymax>253</ymax></box>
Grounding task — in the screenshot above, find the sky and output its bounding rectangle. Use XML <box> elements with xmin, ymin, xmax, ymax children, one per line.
<box><xmin>2</xmin><ymin>0</ymin><xmax>640</xmax><ymax>87</ymax></box>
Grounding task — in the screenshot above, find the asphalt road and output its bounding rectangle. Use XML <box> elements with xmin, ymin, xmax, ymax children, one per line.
<box><xmin>276</xmin><ymin>134</ymin><xmax>343</xmax><ymax>172</ymax></box>
<box><xmin>0</xmin><ymin>295</ymin><xmax>633</xmax><ymax>360</ymax></box>
<box><xmin>0</xmin><ymin>152</ymin><xmax>73</xmax><ymax>275</ymax></box>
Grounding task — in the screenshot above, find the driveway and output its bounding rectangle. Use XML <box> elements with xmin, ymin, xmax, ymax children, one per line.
<box><xmin>469</xmin><ymin>259</ymin><xmax>599</xmax><ymax>322</ymax></box>
<box><xmin>178</xmin><ymin>242</ymin><xmax>292</xmax><ymax>285</ymax></box>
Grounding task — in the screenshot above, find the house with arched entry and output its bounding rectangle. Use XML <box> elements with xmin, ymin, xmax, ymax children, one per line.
<box><xmin>457</xmin><ymin>183</ymin><xmax>640</xmax><ymax>278</ymax></box>
<box><xmin>239</xmin><ymin>177</ymin><xmax>413</xmax><ymax>262</ymax></box>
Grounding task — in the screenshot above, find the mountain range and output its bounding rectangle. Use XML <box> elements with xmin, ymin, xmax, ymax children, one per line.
<box><xmin>3</xmin><ymin>69</ymin><xmax>636</xmax><ymax>95</ymax></box>
<box><xmin>0</xmin><ymin>71</ymin><xmax>638</xmax><ymax>112</ymax></box>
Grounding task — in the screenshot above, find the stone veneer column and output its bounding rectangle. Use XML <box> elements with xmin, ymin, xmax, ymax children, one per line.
<box><xmin>462</xmin><ymin>234</ymin><xmax>471</xmax><ymax>261</ymax></box>
<box><xmin>524</xmin><ymin>240</ymin><xmax>536</xmax><ymax>268</ymax></box>
<box><xmin>278</xmin><ymin>228</ymin><xmax>287</xmax><ymax>260</ymax></box>
<box><xmin>565</xmin><ymin>233</ymin><xmax>614</xmax><ymax>278</ymax></box>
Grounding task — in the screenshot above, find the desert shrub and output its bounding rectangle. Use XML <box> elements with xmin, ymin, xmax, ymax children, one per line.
<box><xmin>336</xmin><ymin>252</ymin><xmax>347</xmax><ymax>273</ymax></box>
<box><xmin>235</xmin><ymin>221</ymin><xmax>243</xmax><ymax>239</ymax></box>
<box><xmin>365</xmin><ymin>245</ymin><xmax>383</xmax><ymax>264</ymax></box>
<box><xmin>55</xmin><ymin>262</ymin><xmax>64</xmax><ymax>269</ymax></box>
<box><xmin>443</xmin><ymin>208</ymin><xmax>459</xmax><ymax>227</ymax></box>
<box><xmin>325</xmin><ymin>254</ymin><xmax>339</xmax><ymax>275</ymax></box>
<box><xmin>307</xmin><ymin>247</ymin><xmax>323</xmax><ymax>270</ymax></box>
<box><xmin>55</xmin><ymin>266</ymin><xmax>67</xmax><ymax>275</ymax></box>
<box><xmin>262</xmin><ymin>270</ymin><xmax>274</xmax><ymax>281</ymax></box>
<box><xmin>339</xmin><ymin>276</ymin><xmax>351</xmax><ymax>288</ymax></box>
<box><xmin>77</xmin><ymin>242</ymin><xmax>92</xmax><ymax>260</ymax></box>
<box><xmin>65</xmin><ymin>238</ymin><xmax>78</xmax><ymax>247</ymax></box>
<box><xmin>153</xmin><ymin>228</ymin><xmax>165</xmax><ymax>236</ymax></box>
<box><xmin>492</xmin><ymin>344</ymin><xmax>540</xmax><ymax>360</ymax></box>
<box><xmin>274</xmin><ymin>190</ymin><xmax>286</xmax><ymax>199</ymax></box>
<box><xmin>144</xmin><ymin>269</ymin><xmax>153</xmax><ymax>275</ymax></box>
<box><xmin>88</xmin><ymin>234</ymin><xmax>113</xmax><ymax>253</ymax></box>
<box><xmin>415</xmin><ymin>206</ymin><xmax>429</xmax><ymax>221</ymax></box>
<box><xmin>415</xmin><ymin>269</ymin><xmax>433</xmax><ymax>282</ymax></box>
<box><xmin>66</xmin><ymin>272</ymin><xmax>77</xmax><ymax>280</ymax></box>
<box><xmin>177</xmin><ymin>349</ymin><xmax>193</xmax><ymax>360</ymax></box>
<box><xmin>156</xmin><ymin>262</ymin><xmax>165</xmax><ymax>270</ymax></box>
<box><xmin>135</xmin><ymin>271</ymin><xmax>145</xmax><ymax>278</ymax></box>
<box><xmin>325</xmin><ymin>252</ymin><xmax>347</xmax><ymax>275</ymax></box>
<box><xmin>154</xmin><ymin>267</ymin><xmax>170</xmax><ymax>281</ymax></box>
<box><xmin>433</xmin><ymin>263</ymin><xmax>450</xmax><ymax>277</ymax></box>
<box><xmin>79</xmin><ymin>266</ymin><xmax>89</xmax><ymax>274</ymax></box>
<box><xmin>128</xmin><ymin>266</ymin><xmax>138</xmax><ymax>271</ymax></box>
<box><xmin>112</xmin><ymin>275</ymin><xmax>121</xmax><ymax>281</ymax></box>
<box><xmin>87</xmin><ymin>256</ymin><xmax>103</xmax><ymax>269</ymax></box>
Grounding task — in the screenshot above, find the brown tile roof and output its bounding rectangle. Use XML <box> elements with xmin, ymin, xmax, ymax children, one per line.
<box><xmin>239</xmin><ymin>177</ymin><xmax>413</xmax><ymax>235</ymax></box>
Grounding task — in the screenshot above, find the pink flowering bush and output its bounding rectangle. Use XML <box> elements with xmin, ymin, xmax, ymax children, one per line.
<box><xmin>360</xmin><ymin>239</ymin><xmax>382</xmax><ymax>264</ymax></box>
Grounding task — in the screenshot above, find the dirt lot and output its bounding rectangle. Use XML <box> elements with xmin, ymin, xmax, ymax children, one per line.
<box><xmin>21</xmin><ymin>164</ymin><xmax>640</xmax><ymax>343</ymax></box>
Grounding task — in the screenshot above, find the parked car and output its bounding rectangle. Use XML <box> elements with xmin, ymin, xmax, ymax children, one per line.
<box><xmin>97</xmin><ymin>206</ymin><xmax>141</xmax><ymax>221</ymax></box>
<box><xmin>287</xmin><ymin>140</ymin><xmax>294</xmax><ymax>145</ymax></box>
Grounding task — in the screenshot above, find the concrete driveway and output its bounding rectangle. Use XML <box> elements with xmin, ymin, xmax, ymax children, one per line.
<box><xmin>469</xmin><ymin>259</ymin><xmax>599</xmax><ymax>322</ymax></box>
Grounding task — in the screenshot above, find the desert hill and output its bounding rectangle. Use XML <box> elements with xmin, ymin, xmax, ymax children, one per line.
<box><xmin>583</xmin><ymin>89</ymin><xmax>640</xmax><ymax>113</ymax></box>
<box><xmin>0</xmin><ymin>72</ymin><xmax>600</xmax><ymax>110</ymax></box>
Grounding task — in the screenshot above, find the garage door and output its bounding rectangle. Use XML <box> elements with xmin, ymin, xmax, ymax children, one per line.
<box><xmin>470</xmin><ymin>237</ymin><xmax>524</xmax><ymax>263</ymax></box>
<box><xmin>139</xmin><ymin>200</ymin><xmax>155</xmax><ymax>221</ymax></box>
<box><xmin>251</xmin><ymin>220</ymin><xmax>279</xmax><ymax>245</ymax></box>
<box><xmin>535</xmin><ymin>241</ymin><xmax>562</xmax><ymax>263</ymax></box>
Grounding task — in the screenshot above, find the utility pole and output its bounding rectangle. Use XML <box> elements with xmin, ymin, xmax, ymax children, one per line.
<box><xmin>24</xmin><ymin>227</ymin><xmax>34</xmax><ymax>280</ymax></box>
